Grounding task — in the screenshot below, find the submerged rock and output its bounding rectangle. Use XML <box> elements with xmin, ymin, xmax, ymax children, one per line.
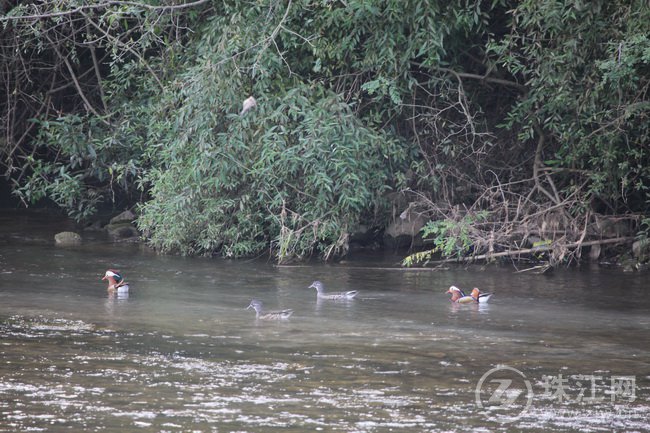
<box><xmin>54</xmin><ymin>231</ymin><xmax>82</xmax><ymax>246</ymax></box>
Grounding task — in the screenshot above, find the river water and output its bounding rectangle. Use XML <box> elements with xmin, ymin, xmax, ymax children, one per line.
<box><xmin>0</xmin><ymin>211</ymin><xmax>649</xmax><ymax>432</ymax></box>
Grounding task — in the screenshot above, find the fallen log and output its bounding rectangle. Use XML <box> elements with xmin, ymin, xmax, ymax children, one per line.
<box><xmin>425</xmin><ymin>236</ymin><xmax>636</xmax><ymax>264</ymax></box>
<box><xmin>274</xmin><ymin>237</ymin><xmax>637</xmax><ymax>270</ymax></box>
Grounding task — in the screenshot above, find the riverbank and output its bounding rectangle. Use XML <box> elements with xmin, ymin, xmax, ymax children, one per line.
<box><xmin>1</xmin><ymin>208</ymin><xmax>648</xmax><ymax>274</ymax></box>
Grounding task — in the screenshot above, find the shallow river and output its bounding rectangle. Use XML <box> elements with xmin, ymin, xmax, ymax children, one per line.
<box><xmin>1</xmin><ymin>211</ymin><xmax>649</xmax><ymax>432</ymax></box>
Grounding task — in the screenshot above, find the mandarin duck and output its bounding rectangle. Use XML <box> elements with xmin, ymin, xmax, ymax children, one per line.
<box><xmin>447</xmin><ymin>285</ymin><xmax>476</xmax><ymax>304</ymax></box>
<box><xmin>471</xmin><ymin>287</ymin><xmax>493</xmax><ymax>303</ymax></box>
<box><xmin>103</xmin><ymin>269</ymin><xmax>129</xmax><ymax>294</ymax></box>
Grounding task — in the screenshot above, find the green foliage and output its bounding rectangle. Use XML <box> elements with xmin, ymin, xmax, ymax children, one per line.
<box><xmin>4</xmin><ymin>0</ymin><xmax>649</xmax><ymax>264</ymax></box>
<box><xmin>130</xmin><ymin>0</ymin><xmax>487</xmax><ymax>260</ymax></box>
<box><xmin>403</xmin><ymin>211</ymin><xmax>488</xmax><ymax>266</ymax></box>
<box><xmin>134</xmin><ymin>2</ymin><xmax>411</xmax><ymax>259</ymax></box>
<box><xmin>638</xmin><ymin>212</ymin><xmax>650</xmax><ymax>241</ymax></box>
<box><xmin>14</xmin><ymin>113</ymin><xmax>145</xmax><ymax>220</ymax></box>
<box><xmin>2</xmin><ymin>0</ymin><xmax>192</xmax><ymax>220</ymax></box>
<box><xmin>138</xmin><ymin>82</ymin><xmax>407</xmax><ymax>259</ymax></box>
<box><xmin>488</xmin><ymin>0</ymin><xmax>650</xmax><ymax>208</ymax></box>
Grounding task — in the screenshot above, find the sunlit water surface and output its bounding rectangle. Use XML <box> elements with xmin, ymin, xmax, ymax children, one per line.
<box><xmin>1</xmin><ymin>211</ymin><xmax>649</xmax><ymax>432</ymax></box>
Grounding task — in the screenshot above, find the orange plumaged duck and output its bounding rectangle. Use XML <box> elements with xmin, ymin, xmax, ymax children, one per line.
<box><xmin>471</xmin><ymin>287</ymin><xmax>493</xmax><ymax>303</ymax></box>
<box><xmin>102</xmin><ymin>269</ymin><xmax>129</xmax><ymax>294</ymax></box>
<box><xmin>447</xmin><ymin>286</ymin><xmax>476</xmax><ymax>304</ymax></box>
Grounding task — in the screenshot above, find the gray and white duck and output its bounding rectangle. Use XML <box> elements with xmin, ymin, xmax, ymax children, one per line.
<box><xmin>309</xmin><ymin>281</ymin><xmax>358</xmax><ymax>300</ymax></box>
<box><xmin>246</xmin><ymin>299</ymin><xmax>293</xmax><ymax>320</ymax></box>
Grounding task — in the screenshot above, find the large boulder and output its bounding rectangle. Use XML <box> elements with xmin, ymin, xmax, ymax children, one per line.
<box><xmin>105</xmin><ymin>210</ymin><xmax>139</xmax><ymax>241</ymax></box>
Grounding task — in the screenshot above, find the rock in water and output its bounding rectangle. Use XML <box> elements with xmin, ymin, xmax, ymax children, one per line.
<box><xmin>54</xmin><ymin>231</ymin><xmax>82</xmax><ymax>246</ymax></box>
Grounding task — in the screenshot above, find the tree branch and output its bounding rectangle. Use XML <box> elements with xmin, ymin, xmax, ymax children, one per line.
<box><xmin>81</xmin><ymin>11</ymin><xmax>163</xmax><ymax>88</ymax></box>
<box><xmin>411</xmin><ymin>62</ymin><xmax>528</xmax><ymax>92</ymax></box>
<box><xmin>47</xmin><ymin>34</ymin><xmax>110</xmax><ymax>125</ymax></box>
<box><xmin>0</xmin><ymin>0</ymin><xmax>210</xmax><ymax>22</ymax></box>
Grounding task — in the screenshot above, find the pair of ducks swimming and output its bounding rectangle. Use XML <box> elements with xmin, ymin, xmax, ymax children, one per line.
<box><xmin>447</xmin><ymin>285</ymin><xmax>492</xmax><ymax>304</ymax></box>
<box><xmin>247</xmin><ymin>281</ymin><xmax>358</xmax><ymax>320</ymax></box>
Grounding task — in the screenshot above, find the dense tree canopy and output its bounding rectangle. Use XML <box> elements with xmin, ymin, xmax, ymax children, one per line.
<box><xmin>1</xmin><ymin>0</ymin><xmax>648</xmax><ymax>264</ymax></box>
